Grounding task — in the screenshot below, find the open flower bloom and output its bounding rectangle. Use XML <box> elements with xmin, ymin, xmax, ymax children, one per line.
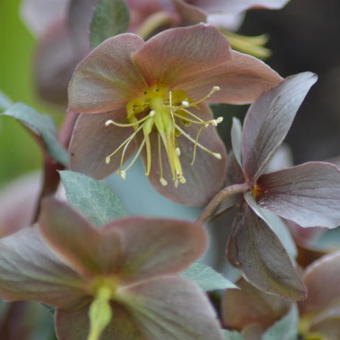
<box><xmin>201</xmin><ymin>72</ymin><xmax>340</xmax><ymax>299</ymax></box>
<box><xmin>68</xmin><ymin>24</ymin><xmax>282</xmax><ymax>205</ymax></box>
<box><xmin>0</xmin><ymin>198</ymin><xmax>224</xmax><ymax>340</ymax></box>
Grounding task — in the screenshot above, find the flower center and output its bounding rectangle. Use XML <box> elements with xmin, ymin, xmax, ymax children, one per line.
<box><xmin>251</xmin><ymin>183</ymin><xmax>264</xmax><ymax>200</ymax></box>
<box><xmin>105</xmin><ymin>85</ymin><xmax>223</xmax><ymax>187</ymax></box>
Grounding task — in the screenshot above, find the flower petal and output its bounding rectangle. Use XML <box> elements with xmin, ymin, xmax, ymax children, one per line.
<box><xmin>223</xmin><ymin>278</ymin><xmax>290</xmax><ymax>330</ymax></box>
<box><xmin>132</xmin><ymin>24</ymin><xmax>231</xmax><ymax>87</ymax></box>
<box><xmin>145</xmin><ymin>104</ymin><xmax>227</xmax><ymax>206</ymax></box>
<box><xmin>103</xmin><ymin>217</ymin><xmax>207</xmax><ymax>283</ymax></box>
<box><xmin>257</xmin><ymin>162</ymin><xmax>340</xmax><ymax>228</ymax></box>
<box><xmin>299</xmin><ymin>251</ymin><xmax>340</xmax><ymax>315</ymax></box>
<box><xmin>68</xmin><ymin>33</ymin><xmax>146</xmax><ymax>113</ymax></box>
<box><xmin>69</xmin><ymin>111</ymin><xmax>137</xmax><ymax>179</ymax></box>
<box><xmin>56</xmin><ymin>301</ymin><xmax>144</xmax><ymax>340</ymax></box>
<box><xmin>172</xmin><ymin>0</ymin><xmax>207</xmax><ymax>25</ymax></box>
<box><xmin>179</xmin><ymin>50</ymin><xmax>283</xmax><ymax>105</ymax></box>
<box><xmin>120</xmin><ymin>276</ymin><xmax>224</xmax><ymax>340</ymax></box>
<box><xmin>242</xmin><ymin>72</ymin><xmax>317</xmax><ymax>181</ymax></box>
<box><xmin>39</xmin><ymin>198</ymin><xmax>122</xmax><ymax>277</ymax></box>
<box><xmin>227</xmin><ymin>198</ymin><xmax>305</xmax><ymax>300</ymax></box>
<box><xmin>0</xmin><ymin>228</ymin><xmax>83</xmax><ymax>309</ymax></box>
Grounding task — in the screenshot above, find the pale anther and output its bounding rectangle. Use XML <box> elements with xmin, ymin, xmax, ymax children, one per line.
<box><xmin>160</xmin><ymin>178</ymin><xmax>168</xmax><ymax>186</ymax></box>
<box><xmin>175</xmin><ymin>147</ymin><xmax>181</xmax><ymax>156</ymax></box>
<box><xmin>149</xmin><ymin>110</ymin><xmax>156</xmax><ymax>116</ymax></box>
<box><xmin>213</xmin><ymin>153</ymin><xmax>222</xmax><ymax>160</ymax></box>
<box><xmin>105</xmin><ymin>156</ymin><xmax>111</xmax><ymax>164</ymax></box>
<box><xmin>181</xmin><ymin>100</ymin><xmax>190</xmax><ymax>107</ymax></box>
<box><xmin>105</xmin><ymin>120</ymin><xmax>114</xmax><ymax>127</ymax></box>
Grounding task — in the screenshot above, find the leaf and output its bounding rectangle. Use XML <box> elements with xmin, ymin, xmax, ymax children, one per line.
<box><xmin>1</xmin><ymin>103</ymin><xmax>68</xmax><ymax>165</ymax></box>
<box><xmin>60</xmin><ymin>170</ymin><xmax>127</xmax><ymax>226</ymax></box>
<box><xmin>262</xmin><ymin>304</ymin><xmax>298</xmax><ymax>340</ymax></box>
<box><xmin>227</xmin><ymin>195</ymin><xmax>306</xmax><ymax>300</ymax></box>
<box><xmin>257</xmin><ymin>162</ymin><xmax>340</xmax><ymax>228</ymax></box>
<box><xmin>182</xmin><ymin>262</ymin><xmax>237</xmax><ymax>291</ymax></box>
<box><xmin>222</xmin><ymin>329</ymin><xmax>245</xmax><ymax>340</ymax></box>
<box><xmin>242</xmin><ymin>72</ymin><xmax>317</xmax><ymax>181</ymax></box>
<box><xmin>0</xmin><ymin>91</ymin><xmax>12</xmax><ymax>112</ymax></box>
<box><xmin>231</xmin><ymin>117</ymin><xmax>242</xmax><ymax>166</ymax></box>
<box><xmin>90</xmin><ymin>0</ymin><xmax>130</xmax><ymax>48</ymax></box>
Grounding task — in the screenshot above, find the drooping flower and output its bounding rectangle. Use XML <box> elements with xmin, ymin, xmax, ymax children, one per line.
<box><xmin>0</xmin><ymin>198</ymin><xmax>224</xmax><ymax>340</ymax></box>
<box><xmin>200</xmin><ymin>72</ymin><xmax>340</xmax><ymax>299</ymax></box>
<box><xmin>68</xmin><ymin>24</ymin><xmax>282</xmax><ymax>205</ymax></box>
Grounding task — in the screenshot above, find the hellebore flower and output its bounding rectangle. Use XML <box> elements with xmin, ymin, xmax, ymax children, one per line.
<box><xmin>68</xmin><ymin>24</ymin><xmax>282</xmax><ymax>205</ymax></box>
<box><xmin>222</xmin><ymin>251</ymin><xmax>340</xmax><ymax>339</ymax></box>
<box><xmin>0</xmin><ymin>198</ymin><xmax>224</xmax><ymax>340</ymax></box>
<box><xmin>200</xmin><ymin>72</ymin><xmax>340</xmax><ymax>299</ymax></box>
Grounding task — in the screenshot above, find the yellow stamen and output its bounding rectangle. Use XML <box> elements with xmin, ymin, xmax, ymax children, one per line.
<box><xmin>104</xmin><ymin>85</ymin><xmax>224</xmax><ymax>186</ymax></box>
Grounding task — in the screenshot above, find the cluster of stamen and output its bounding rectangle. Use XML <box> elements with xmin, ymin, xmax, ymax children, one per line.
<box><xmin>104</xmin><ymin>85</ymin><xmax>223</xmax><ymax>187</ymax></box>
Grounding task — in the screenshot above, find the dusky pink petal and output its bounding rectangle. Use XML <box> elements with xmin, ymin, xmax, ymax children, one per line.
<box><xmin>257</xmin><ymin>162</ymin><xmax>340</xmax><ymax>228</ymax></box>
<box><xmin>103</xmin><ymin>217</ymin><xmax>207</xmax><ymax>283</ymax></box>
<box><xmin>178</xmin><ymin>50</ymin><xmax>283</xmax><ymax>105</ymax></box>
<box><xmin>171</xmin><ymin>0</ymin><xmax>207</xmax><ymax>25</ymax></box>
<box><xmin>56</xmin><ymin>301</ymin><xmax>145</xmax><ymax>340</ymax></box>
<box><xmin>120</xmin><ymin>276</ymin><xmax>224</xmax><ymax>340</ymax></box>
<box><xmin>299</xmin><ymin>251</ymin><xmax>340</xmax><ymax>315</ymax></box>
<box><xmin>145</xmin><ymin>104</ymin><xmax>227</xmax><ymax>206</ymax></box>
<box><xmin>69</xmin><ymin>111</ymin><xmax>137</xmax><ymax>179</ymax></box>
<box><xmin>132</xmin><ymin>24</ymin><xmax>231</xmax><ymax>88</ymax></box>
<box><xmin>227</xmin><ymin>199</ymin><xmax>305</xmax><ymax>300</ymax></box>
<box><xmin>0</xmin><ymin>228</ymin><xmax>83</xmax><ymax>309</ymax></box>
<box><xmin>35</xmin><ymin>20</ymin><xmax>81</xmax><ymax>106</ymax></box>
<box><xmin>68</xmin><ymin>34</ymin><xmax>146</xmax><ymax>113</ymax></box>
<box><xmin>242</xmin><ymin>72</ymin><xmax>317</xmax><ymax>181</ymax></box>
<box><xmin>223</xmin><ymin>278</ymin><xmax>290</xmax><ymax>330</ymax></box>
<box><xmin>39</xmin><ymin>198</ymin><xmax>122</xmax><ymax>277</ymax></box>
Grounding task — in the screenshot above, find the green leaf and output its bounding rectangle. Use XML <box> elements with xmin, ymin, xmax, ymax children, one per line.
<box><xmin>60</xmin><ymin>170</ymin><xmax>127</xmax><ymax>226</ymax></box>
<box><xmin>1</xmin><ymin>103</ymin><xmax>68</xmax><ymax>166</ymax></box>
<box><xmin>222</xmin><ymin>329</ymin><xmax>245</xmax><ymax>340</ymax></box>
<box><xmin>262</xmin><ymin>304</ymin><xmax>298</xmax><ymax>340</ymax></box>
<box><xmin>0</xmin><ymin>91</ymin><xmax>12</xmax><ymax>112</ymax></box>
<box><xmin>182</xmin><ymin>262</ymin><xmax>237</xmax><ymax>291</ymax></box>
<box><xmin>90</xmin><ymin>0</ymin><xmax>130</xmax><ymax>48</ymax></box>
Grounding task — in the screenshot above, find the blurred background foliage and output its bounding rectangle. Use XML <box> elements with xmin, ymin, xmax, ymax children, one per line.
<box><xmin>1</xmin><ymin>0</ymin><xmax>340</xmax><ymax>187</ymax></box>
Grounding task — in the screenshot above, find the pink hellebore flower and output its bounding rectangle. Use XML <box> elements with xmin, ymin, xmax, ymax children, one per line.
<box><xmin>68</xmin><ymin>24</ymin><xmax>282</xmax><ymax>206</ymax></box>
<box><xmin>0</xmin><ymin>198</ymin><xmax>224</xmax><ymax>340</ymax></box>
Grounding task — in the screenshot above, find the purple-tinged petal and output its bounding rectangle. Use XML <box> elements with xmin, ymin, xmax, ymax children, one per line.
<box><xmin>145</xmin><ymin>104</ymin><xmax>227</xmax><ymax>206</ymax></box>
<box><xmin>0</xmin><ymin>173</ymin><xmax>40</xmax><ymax>238</ymax></box>
<box><xmin>68</xmin><ymin>34</ymin><xmax>146</xmax><ymax>114</ymax></box>
<box><xmin>0</xmin><ymin>228</ymin><xmax>83</xmax><ymax>309</ymax></box>
<box><xmin>171</xmin><ymin>0</ymin><xmax>207</xmax><ymax>25</ymax></box>
<box><xmin>104</xmin><ymin>217</ymin><xmax>207</xmax><ymax>282</ymax></box>
<box><xmin>39</xmin><ymin>198</ymin><xmax>122</xmax><ymax>277</ymax></box>
<box><xmin>223</xmin><ymin>278</ymin><xmax>290</xmax><ymax>330</ymax></box>
<box><xmin>299</xmin><ymin>251</ymin><xmax>340</xmax><ymax>315</ymax></box>
<box><xmin>21</xmin><ymin>0</ymin><xmax>69</xmax><ymax>37</ymax></box>
<box><xmin>35</xmin><ymin>20</ymin><xmax>81</xmax><ymax>106</ymax></box>
<box><xmin>242</xmin><ymin>72</ymin><xmax>317</xmax><ymax>181</ymax></box>
<box><xmin>132</xmin><ymin>24</ymin><xmax>231</xmax><ymax>88</ymax></box>
<box><xmin>56</xmin><ymin>301</ymin><xmax>144</xmax><ymax>340</ymax></box>
<box><xmin>227</xmin><ymin>199</ymin><xmax>305</xmax><ymax>300</ymax></box>
<box><xmin>69</xmin><ymin>111</ymin><xmax>137</xmax><ymax>179</ymax></box>
<box><xmin>179</xmin><ymin>50</ymin><xmax>283</xmax><ymax>105</ymax></box>
<box><xmin>120</xmin><ymin>276</ymin><xmax>224</xmax><ymax>340</ymax></box>
<box><xmin>257</xmin><ymin>162</ymin><xmax>340</xmax><ymax>228</ymax></box>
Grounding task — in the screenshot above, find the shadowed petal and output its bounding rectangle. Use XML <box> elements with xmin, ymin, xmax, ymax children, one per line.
<box><xmin>39</xmin><ymin>198</ymin><xmax>122</xmax><ymax>277</ymax></box>
<box><xmin>120</xmin><ymin>276</ymin><xmax>224</xmax><ymax>340</ymax></box>
<box><xmin>0</xmin><ymin>228</ymin><xmax>83</xmax><ymax>309</ymax></box>
<box><xmin>179</xmin><ymin>50</ymin><xmax>283</xmax><ymax>105</ymax></box>
<box><xmin>171</xmin><ymin>0</ymin><xmax>207</xmax><ymax>25</ymax></box>
<box><xmin>132</xmin><ymin>24</ymin><xmax>231</xmax><ymax>87</ymax></box>
<box><xmin>242</xmin><ymin>72</ymin><xmax>317</xmax><ymax>181</ymax></box>
<box><xmin>69</xmin><ymin>111</ymin><xmax>138</xmax><ymax>179</ymax></box>
<box><xmin>56</xmin><ymin>301</ymin><xmax>145</xmax><ymax>340</ymax></box>
<box><xmin>104</xmin><ymin>217</ymin><xmax>207</xmax><ymax>282</ymax></box>
<box><xmin>257</xmin><ymin>162</ymin><xmax>340</xmax><ymax>228</ymax></box>
<box><xmin>144</xmin><ymin>104</ymin><xmax>227</xmax><ymax>206</ymax></box>
<box><xmin>223</xmin><ymin>278</ymin><xmax>290</xmax><ymax>330</ymax></box>
<box><xmin>299</xmin><ymin>251</ymin><xmax>340</xmax><ymax>315</ymax></box>
<box><xmin>68</xmin><ymin>34</ymin><xmax>146</xmax><ymax>113</ymax></box>
<box><xmin>227</xmin><ymin>197</ymin><xmax>305</xmax><ymax>300</ymax></box>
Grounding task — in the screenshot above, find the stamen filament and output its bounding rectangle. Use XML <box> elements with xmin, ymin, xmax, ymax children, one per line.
<box><xmin>175</xmin><ymin>124</ymin><xmax>222</xmax><ymax>160</ymax></box>
<box><xmin>158</xmin><ymin>133</ymin><xmax>168</xmax><ymax>186</ymax></box>
<box><xmin>105</xmin><ymin>112</ymin><xmax>152</xmax><ymax>128</ymax></box>
<box><xmin>191</xmin><ymin>125</ymin><xmax>205</xmax><ymax>166</ymax></box>
<box><xmin>190</xmin><ymin>86</ymin><xmax>220</xmax><ymax>106</ymax></box>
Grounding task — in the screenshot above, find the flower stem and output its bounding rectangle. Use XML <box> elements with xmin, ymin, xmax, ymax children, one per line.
<box><xmin>198</xmin><ymin>183</ymin><xmax>249</xmax><ymax>223</ymax></box>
